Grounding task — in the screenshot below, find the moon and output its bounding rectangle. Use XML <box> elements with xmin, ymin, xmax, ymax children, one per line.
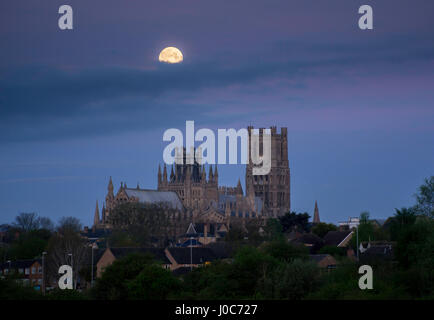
<box><xmin>158</xmin><ymin>47</ymin><xmax>183</xmax><ymax>64</ymax></box>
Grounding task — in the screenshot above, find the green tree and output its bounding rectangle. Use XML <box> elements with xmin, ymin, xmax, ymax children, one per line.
<box><xmin>5</xmin><ymin>228</ymin><xmax>51</xmax><ymax>260</ymax></box>
<box><xmin>229</xmin><ymin>246</ymin><xmax>279</xmax><ymax>298</ymax></box>
<box><xmin>263</xmin><ymin>218</ymin><xmax>283</xmax><ymax>241</ymax></box>
<box><xmin>92</xmin><ymin>253</ymin><xmax>155</xmax><ymax>300</ymax></box>
<box><xmin>389</xmin><ymin>207</ymin><xmax>416</xmax><ymax>241</ymax></box>
<box><xmin>127</xmin><ymin>264</ymin><xmax>181</xmax><ymax>300</ymax></box>
<box><xmin>393</xmin><ymin>218</ymin><xmax>434</xmax><ymax>297</ymax></box>
<box><xmin>260</xmin><ymin>239</ymin><xmax>308</xmax><ymax>263</ymax></box>
<box><xmin>278</xmin><ymin>212</ymin><xmax>310</xmax><ymax>233</ymax></box>
<box><xmin>46</xmin><ymin>288</ymin><xmax>88</xmax><ymax>300</ymax></box>
<box><xmin>0</xmin><ymin>278</ymin><xmax>43</xmax><ymax>300</ymax></box>
<box><xmin>415</xmin><ymin>176</ymin><xmax>434</xmax><ymax>218</ymax></box>
<box><xmin>266</xmin><ymin>259</ymin><xmax>320</xmax><ymax>299</ymax></box>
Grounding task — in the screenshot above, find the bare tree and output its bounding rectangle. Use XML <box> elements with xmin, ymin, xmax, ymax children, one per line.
<box><xmin>108</xmin><ymin>202</ymin><xmax>183</xmax><ymax>247</ymax></box>
<box><xmin>39</xmin><ymin>217</ymin><xmax>55</xmax><ymax>231</ymax></box>
<box><xmin>46</xmin><ymin>231</ymin><xmax>89</xmax><ymax>289</ymax></box>
<box><xmin>57</xmin><ymin>216</ymin><xmax>82</xmax><ymax>234</ymax></box>
<box><xmin>13</xmin><ymin>212</ymin><xmax>40</xmax><ymax>232</ymax></box>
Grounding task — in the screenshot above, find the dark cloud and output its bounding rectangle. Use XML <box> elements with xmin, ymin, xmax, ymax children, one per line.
<box><xmin>1</xmin><ymin>33</ymin><xmax>433</xmax><ymax>143</ymax></box>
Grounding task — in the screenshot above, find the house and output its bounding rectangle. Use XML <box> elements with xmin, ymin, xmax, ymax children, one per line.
<box><xmin>165</xmin><ymin>247</ymin><xmax>217</xmax><ymax>271</ymax></box>
<box><xmin>309</xmin><ymin>254</ymin><xmax>337</xmax><ymax>270</ymax></box>
<box><xmin>0</xmin><ymin>224</ymin><xmax>10</xmax><ymax>243</ymax></box>
<box><xmin>96</xmin><ymin>247</ymin><xmax>171</xmax><ymax>278</ymax></box>
<box><xmin>359</xmin><ymin>242</ymin><xmax>394</xmax><ymax>263</ymax></box>
<box><xmin>323</xmin><ymin>230</ymin><xmax>353</xmax><ymax>248</ymax></box>
<box><xmin>0</xmin><ymin>259</ymin><xmax>43</xmax><ymax>288</ymax></box>
<box><xmin>292</xmin><ymin>233</ymin><xmax>324</xmax><ymax>253</ymax></box>
<box><xmin>80</xmin><ymin>227</ymin><xmax>112</xmax><ymax>244</ymax></box>
<box><xmin>96</xmin><ymin>244</ymin><xmax>226</xmax><ymax>278</ymax></box>
<box><xmin>338</xmin><ymin>217</ymin><xmax>360</xmax><ymax>230</ymax></box>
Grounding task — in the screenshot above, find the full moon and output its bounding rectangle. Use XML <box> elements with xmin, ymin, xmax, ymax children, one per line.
<box><xmin>158</xmin><ymin>47</ymin><xmax>183</xmax><ymax>64</ymax></box>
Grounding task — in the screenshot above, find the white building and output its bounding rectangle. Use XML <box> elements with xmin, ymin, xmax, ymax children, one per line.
<box><xmin>338</xmin><ymin>217</ymin><xmax>360</xmax><ymax>229</ymax></box>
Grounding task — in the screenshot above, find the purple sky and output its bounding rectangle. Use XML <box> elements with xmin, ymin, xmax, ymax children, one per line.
<box><xmin>1</xmin><ymin>0</ymin><xmax>433</xmax><ymax>226</ymax></box>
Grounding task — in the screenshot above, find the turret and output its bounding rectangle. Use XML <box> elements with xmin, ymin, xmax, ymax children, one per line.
<box><xmin>214</xmin><ymin>165</ymin><xmax>218</xmax><ymax>183</ymax></box>
<box><xmin>209</xmin><ymin>165</ymin><xmax>214</xmax><ymax>182</ymax></box>
<box><xmin>163</xmin><ymin>164</ymin><xmax>168</xmax><ymax>184</ymax></box>
<box><xmin>236</xmin><ymin>178</ymin><xmax>243</xmax><ymax>196</ymax></box>
<box><xmin>158</xmin><ymin>164</ymin><xmax>162</xmax><ymax>188</ymax></box>
<box><xmin>170</xmin><ymin>165</ymin><xmax>175</xmax><ymax>181</ymax></box>
<box><xmin>101</xmin><ymin>204</ymin><xmax>106</xmax><ymax>224</ymax></box>
<box><xmin>201</xmin><ymin>165</ymin><xmax>206</xmax><ymax>182</ymax></box>
<box><xmin>108</xmin><ymin>176</ymin><xmax>114</xmax><ymax>196</ymax></box>
<box><xmin>93</xmin><ymin>201</ymin><xmax>100</xmax><ymax>227</ymax></box>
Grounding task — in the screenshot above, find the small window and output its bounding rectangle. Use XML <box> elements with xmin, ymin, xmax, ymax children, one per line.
<box><xmin>25</xmin><ymin>268</ymin><xmax>30</xmax><ymax>275</ymax></box>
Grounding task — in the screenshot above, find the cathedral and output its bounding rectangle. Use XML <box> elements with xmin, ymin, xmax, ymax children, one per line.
<box><xmin>93</xmin><ymin>126</ymin><xmax>291</xmax><ymax>237</ymax></box>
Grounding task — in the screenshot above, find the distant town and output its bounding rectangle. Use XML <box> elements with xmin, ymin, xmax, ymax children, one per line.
<box><xmin>1</xmin><ymin>129</ymin><xmax>433</xmax><ymax>300</ymax></box>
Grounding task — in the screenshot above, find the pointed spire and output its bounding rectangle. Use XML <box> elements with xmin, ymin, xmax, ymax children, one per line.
<box><xmin>137</xmin><ymin>182</ymin><xmax>140</xmax><ymax>189</ymax></box>
<box><xmin>170</xmin><ymin>165</ymin><xmax>175</xmax><ymax>180</ymax></box>
<box><xmin>313</xmin><ymin>201</ymin><xmax>320</xmax><ymax>224</ymax></box>
<box><xmin>201</xmin><ymin>165</ymin><xmax>206</xmax><ymax>181</ymax></box>
<box><xmin>214</xmin><ymin>165</ymin><xmax>218</xmax><ymax>177</ymax></box>
<box><xmin>163</xmin><ymin>164</ymin><xmax>167</xmax><ymax>182</ymax></box>
<box><xmin>236</xmin><ymin>178</ymin><xmax>243</xmax><ymax>195</ymax></box>
<box><xmin>108</xmin><ymin>176</ymin><xmax>114</xmax><ymax>195</ymax></box>
<box><xmin>93</xmin><ymin>200</ymin><xmax>100</xmax><ymax>226</ymax></box>
<box><xmin>101</xmin><ymin>203</ymin><xmax>105</xmax><ymax>224</ymax></box>
<box><xmin>247</xmin><ymin>174</ymin><xmax>255</xmax><ymax>198</ymax></box>
<box><xmin>158</xmin><ymin>164</ymin><xmax>162</xmax><ymax>188</ymax></box>
<box><xmin>209</xmin><ymin>165</ymin><xmax>214</xmax><ymax>181</ymax></box>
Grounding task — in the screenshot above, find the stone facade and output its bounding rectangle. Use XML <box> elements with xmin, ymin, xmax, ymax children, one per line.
<box><xmin>246</xmin><ymin>126</ymin><xmax>291</xmax><ymax>217</ymax></box>
<box><xmin>93</xmin><ymin>126</ymin><xmax>291</xmax><ymax>233</ymax></box>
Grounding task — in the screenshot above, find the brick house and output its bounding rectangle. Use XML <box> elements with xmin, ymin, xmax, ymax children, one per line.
<box><xmin>0</xmin><ymin>259</ymin><xmax>43</xmax><ymax>288</ymax></box>
<box><xmin>96</xmin><ymin>246</ymin><xmax>222</xmax><ymax>278</ymax></box>
<box><xmin>96</xmin><ymin>247</ymin><xmax>171</xmax><ymax>278</ymax></box>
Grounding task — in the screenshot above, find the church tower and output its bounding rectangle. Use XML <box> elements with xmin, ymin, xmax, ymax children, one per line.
<box><xmin>246</xmin><ymin>126</ymin><xmax>290</xmax><ymax>217</ymax></box>
<box><xmin>313</xmin><ymin>201</ymin><xmax>320</xmax><ymax>224</ymax></box>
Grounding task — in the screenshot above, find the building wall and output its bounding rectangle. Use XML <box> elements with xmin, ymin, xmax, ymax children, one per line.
<box><xmin>246</xmin><ymin>126</ymin><xmax>290</xmax><ymax>217</ymax></box>
<box><xmin>96</xmin><ymin>249</ymin><xmax>116</xmax><ymax>278</ymax></box>
<box><xmin>94</xmin><ymin>126</ymin><xmax>291</xmax><ymax>228</ymax></box>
